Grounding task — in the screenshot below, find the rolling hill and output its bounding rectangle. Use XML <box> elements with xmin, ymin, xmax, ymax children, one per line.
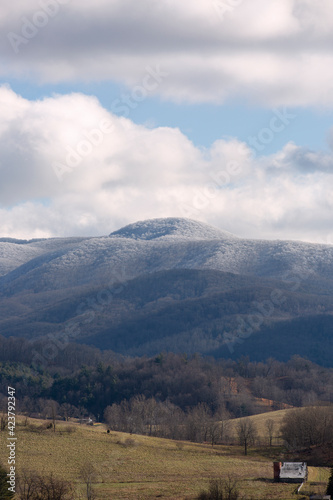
<box><xmin>0</xmin><ymin>415</ymin><xmax>307</xmax><ymax>500</ymax></box>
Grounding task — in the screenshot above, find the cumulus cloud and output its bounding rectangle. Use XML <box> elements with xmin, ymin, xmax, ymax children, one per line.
<box><xmin>0</xmin><ymin>86</ymin><xmax>332</xmax><ymax>243</ymax></box>
<box><xmin>1</xmin><ymin>0</ymin><xmax>333</xmax><ymax>106</ymax></box>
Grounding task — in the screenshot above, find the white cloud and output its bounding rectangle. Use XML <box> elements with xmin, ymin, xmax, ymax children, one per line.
<box><xmin>1</xmin><ymin>0</ymin><xmax>333</xmax><ymax>106</ymax></box>
<box><xmin>0</xmin><ymin>87</ymin><xmax>332</xmax><ymax>243</ymax></box>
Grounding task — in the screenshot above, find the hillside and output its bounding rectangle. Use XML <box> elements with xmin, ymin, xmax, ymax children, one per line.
<box><xmin>0</xmin><ymin>218</ymin><xmax>333</xmax><ymax>364</ymax></box>
<box><xmin>0</xmin><ymin>415</ymin><xmax>326</xmax><ymax>500</ymax></box>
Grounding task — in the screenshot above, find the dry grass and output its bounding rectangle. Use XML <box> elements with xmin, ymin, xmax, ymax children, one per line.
<box><xmin>227</xmin><ymin>408</ymin><xmax>291</xmax><ymax>445</ymax></box>
<box><xmin>0</xmin><ymin>414</ymin><xmax>328</xmax><ymax>499</ymax></box>
<box><xmin>301</xmin><ymin>467</ymin><xmax>330</xmax><ymax>498</ymax></box>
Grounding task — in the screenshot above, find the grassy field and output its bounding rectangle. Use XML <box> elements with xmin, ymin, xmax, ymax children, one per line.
<box><xmin>227</xmin><ymin>407</ymin><xmax>291</xmax><ymax>445</ymax></box>
<box><xmin>0</xmin><ymin>413</ymin><xmax>329</xmax><ymax>499</ymax></box>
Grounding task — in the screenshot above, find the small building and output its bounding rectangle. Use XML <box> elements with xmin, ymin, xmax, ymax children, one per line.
<box><xmin>79</xmin><ymin>417</ymin><xmax>94</xmax><ymax>425</ymax></box>
<box><xmin>274</xmin><ymin>462</ymin><xmax>308</xmax><ymax>483</ymax></box>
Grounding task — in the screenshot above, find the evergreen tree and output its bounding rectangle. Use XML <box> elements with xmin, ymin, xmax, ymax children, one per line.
<box><xmin>327</xmin><ymin>467</ymin><xmax>333</xmax><ymax>496</ymax></box>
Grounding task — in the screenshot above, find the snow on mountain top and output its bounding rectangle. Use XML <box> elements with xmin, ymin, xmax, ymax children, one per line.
<box><xmin>109</xmin><ymin>218</ymin><xmax>238</xmax><ymax>241</ymax></box>
<box><xmin>1</xmin><ymin>217</ymin><xmax>333</xmax><ymax>294</ymax></box>
<box><xmin>0</xmin><ymin>237</ymin><xmax>91</xmax><ymax>277</ymax></box>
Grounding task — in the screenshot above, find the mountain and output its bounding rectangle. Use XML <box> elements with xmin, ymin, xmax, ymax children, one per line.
<box><xmin>0</xmin><ymin>217</ymin><xmax>333</xmax><ymax>365</ymax></box>
<box><xmin>109</xmin><ymin>217</ymin><xmax>237</xmax><ymax>241</ymax></box>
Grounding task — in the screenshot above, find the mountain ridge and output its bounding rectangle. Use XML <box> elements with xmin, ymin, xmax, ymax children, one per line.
<box><xmin>0</xmin><ymin>217</ymin><xmax>332</xmax><ymax>365</ymax></box>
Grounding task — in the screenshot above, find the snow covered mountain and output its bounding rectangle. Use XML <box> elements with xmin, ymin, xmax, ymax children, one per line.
<box><xmin>0</xmin><ymin>218</ymin><xmax>333</xmax><ymax>365</ymax></box>
<box><xmin>109</xmin><ymin>217</ymin><xmax>238</xmax><ymax>241</ymax></box>
<box><xmin>0</xmin><ymin>217</ymin><xmax>332</xmax><ymax>293</ymax></box>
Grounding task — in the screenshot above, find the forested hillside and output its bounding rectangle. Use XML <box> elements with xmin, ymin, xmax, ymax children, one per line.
<box><xmin>0</xmin><ymin>335</ymin><xmax>332</xmax><ymax>424</ymax></box>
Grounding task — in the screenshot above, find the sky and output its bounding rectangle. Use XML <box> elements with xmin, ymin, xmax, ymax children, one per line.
<box><xmin>1</xmin><ymin>0</ymin><xmax>333</xmax><ymax>243</ymax></box>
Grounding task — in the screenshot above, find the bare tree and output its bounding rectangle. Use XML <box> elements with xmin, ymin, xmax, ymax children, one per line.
<box><xmin>198</xmin><ymin>476</ymin><xmax>240</xmax><ymax>500</ymax></box>
<box><xmin>0</xmin><ymin>413</ymin><xmax>7</xmax><ymax>432</ymax></box>
<box><xmin>80</xmin><ymin>462</ymin><xmax>96</xmax><ymax>500</ymax></box>
<box><xmin>0</xmin><ymin>463</ymin><xmax>15</xmax><ymax>499</ymax></box>
<box><xmin>104</xmin><ymin>402</ymin><xmax>124</xmax><ymax>432</ymax></box>
<box><xmin>17</xmin><ymin>471</ymin><xmax>74</xmax><ymax>499</ymax></box>
<box><xmin>155</xmin><ymin>399</ymin><xmax>185</xmax><ymax>440</ymax></box>
<box><xmin>41</xmin><ymin>400</ymin><xmax>59</xmax><ymax>433</ymax></box>
<box><xmin>0</xmin><ymin>398</ymin><xmax>7</xmax><ymax>432</ymax></box>
<box><xmin>36</xmin><ymin>473</ymin><xmax>74</xmax><ymax>500</ymax></box>
<box><xmin>281</xmin><ymin>407</ymin><xmax>333</xmax><ymax>450</ymax></box>
<box><xmin>265</xmin><ymin>418</ymin><xmax>275</xmax><ymax>447</ymax></box>
<box><xmin>17</xmin><ymin>470</ymin><xmax>38</xmax><ymax>499</ymax></box>
<box><xmin>215</xmin><ymin>406</ymin><xmax>230</xmax><ymax>445</ymax></box>
<box><xmin>144</xmin><ymin>397</ymin><xmax>158</xmax><ymax>436</ymax></box>
<box><xmin>50</xmin><ymin>401</ymin><xmax>58</xmax><ymax>433</ymax></box>
<box><xmin>185</xmin><ymin>403</ymin><xmax>211</xmax><ymax>442</ymax></box>
<box><xmin>208</xmin><ymin>421</ymin><xmax>221</xmax><ymax>447</ymax></box>
<box><xmin>236</xmin><ymin>418</ymin><xmax>257</xmax><ymax>456</ymax></box>
<box><xmin>59</xmin><ymin>403</ymin><xmax>78</xmax><ymax>422</ymax></box>
<box><xmin>130</xmin><ymin>395</ymin><xmax>148</xmax><ymax>434</ymax></box>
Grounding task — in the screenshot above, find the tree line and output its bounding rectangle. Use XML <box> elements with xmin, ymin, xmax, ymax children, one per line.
<box><xmin>104</xmin><ymin>396</ymin><xmax>229</xmax><ymax>445</ymax></box>
<box><xmin>0</xmin><ymin>334</ymin><xmax>332</xmax><ymax>423</ymax></box>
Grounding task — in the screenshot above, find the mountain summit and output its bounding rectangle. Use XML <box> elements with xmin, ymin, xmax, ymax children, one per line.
<box><xmin>0</xmin><ymin>217</ymin><xmax>333</xmax><ymax>365</ymax></box>
<box><xmin>109</xmin><ymin>217</ymin><xmax>237</xmax><ymax>241</ymax></box>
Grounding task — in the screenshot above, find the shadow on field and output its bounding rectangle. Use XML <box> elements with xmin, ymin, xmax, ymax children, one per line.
<box><xmin>255</xmin><ymin>478</ymin><xmax>275</xmax><ymax>483</ymax></box>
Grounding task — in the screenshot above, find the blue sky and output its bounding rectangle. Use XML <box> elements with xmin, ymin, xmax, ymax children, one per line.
<box><xmin>1</xmin><ymin>0</ymin><xmax>333</xmax><ymax>242</ymax></box>
<box><xmin>6</xmin><ymin>78</ymin><xmax>333</xmax><ymax>155</ymax></box>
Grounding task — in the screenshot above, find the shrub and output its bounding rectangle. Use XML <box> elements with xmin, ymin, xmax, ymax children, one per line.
<box><xmin>17</xmin><ymin>471</ymin><xmax>74</xmax><ymax>499</ymax></box>
<box><xmin>197</xmin><ymin>477</ymin><xmax>240</xmax><ymax>500</ymax></box>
